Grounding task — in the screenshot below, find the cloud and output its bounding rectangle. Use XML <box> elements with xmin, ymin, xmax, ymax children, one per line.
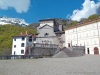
<box><xmin>0</xmin><ymin>0</ymin><xmax>30</xmax><ymax>13</ymax></box>
<box><xmin>69</xmin><ymin>0</ymin><xmax>100</xmax><ymax>21</ymax></box>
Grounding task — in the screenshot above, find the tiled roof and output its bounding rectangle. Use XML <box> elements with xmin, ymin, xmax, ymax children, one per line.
<box><xmin>13</xmin><ymin>33</ymin><xmax>37</xmax><ymax>37</ymax></box>
<box><xmin>13</xmin><ymin>33</ymin><xmax>27</xmax><ymax>37</ymax></box>
<box><xmin>39</xmin><ymin>19</ymin><xmax>55</xmax><ymax>22</ymax></box>
<box><xmin>13</xmin><ymin>31</ymin><xmax>29</xmax><ymax>37</ymax></box>
<box><xmin>65</xmin><ymin>18</ymin><xmax>100</xmax><ymax>30</ymax></box>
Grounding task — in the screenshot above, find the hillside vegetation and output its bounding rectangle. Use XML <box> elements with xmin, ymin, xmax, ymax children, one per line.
<box><xmin>28</xmin><ymin>14</ymin><xmax>100</xmax><ymax>30</ymax></box>
<box><xmin>0</xmin><ymin>25</ymin><xmax>36</xmax><ymax>55</ymax></box>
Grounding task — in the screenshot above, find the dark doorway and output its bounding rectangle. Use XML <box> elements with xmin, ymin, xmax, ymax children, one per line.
<box><xmin>14</xmin><ymin>51</ymin><xmax>16</xmax><ymax>55</ymax></box>
<box><xmin>87</xmin><ymin>48</ymin><xmax>89</xmax><ymax>54</ymax></box>
<box><xmin>68</xmin><ymin>43</ymin><xmax>70</xmax><ymax>47</ymax></box>
<box><xmin>94</xmin><ymin>47</ymin><xmax>99</xmax><ymax>54</ymax></box>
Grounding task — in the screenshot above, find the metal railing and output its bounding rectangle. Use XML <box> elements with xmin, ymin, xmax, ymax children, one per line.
<box><xmin>33</xmin><ymin>43</ymin><xmax>59</xmax><ymax>48</ymax></box>
<box><xmin>0</xmin><ymin>55</ymin><xmax>43</xmax><ymax>60</ymax></box>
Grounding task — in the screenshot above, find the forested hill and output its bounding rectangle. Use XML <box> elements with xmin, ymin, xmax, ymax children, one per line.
<box><xmin>0</xmin><ymin>25</ymin><xmax>36</xmax><ymax>55</ymax></box>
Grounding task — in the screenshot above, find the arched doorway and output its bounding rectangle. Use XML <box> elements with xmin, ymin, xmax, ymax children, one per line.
<box><xmin>94</xmin><ymin>47</ymin><xmax>99</xmax><ymax>54</ymax></box>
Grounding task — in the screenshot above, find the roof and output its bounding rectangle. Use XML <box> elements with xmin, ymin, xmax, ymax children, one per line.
<box><xmin>13</xmin><ymin>33</ymin><xmax>27</xmax><ymax>37</ymax></box>
<box><xmin>65</xmin><ymin>18</ymin><xmax>100</xmax><ymax>30</ymax></box>
<box><xmin>39</xmin><ymin>19</ymin><xmax>55</xmax><ymax>21</ymax></box>
<box><xmin>32</xmin><ymin>34</ymin><xmax>37</xmax><ymax>37</ymax></box>
<box><xmin>13</xmin><ymin>33</ymin><xmax>37</xmax><ymax>38</ymax></box>
<box><xmin>39</xmin><ymin>24</ymin><xmax>53</xmax><ymax>29</ymax></box>
<box><xmin>55</xmin><ymin>31</ymin><xmax>65</xmax><ymax>34</ymax></box>
<box><xmin>13</xmin><ymin>30</ymin><xmax>37</xmax><ymax>37</ymax></box>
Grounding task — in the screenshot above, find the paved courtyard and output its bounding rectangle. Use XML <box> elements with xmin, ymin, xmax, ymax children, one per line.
<box><xmin>0</xmin><ymin>55</ymin><xmax>100</xmax><ymax>75</ymax></box>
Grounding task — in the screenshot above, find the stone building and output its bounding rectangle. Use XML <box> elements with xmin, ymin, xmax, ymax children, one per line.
<box><xmin>12</xmin><ymin>31</ymin><xmax>34</xmax><ymax>55</ymax></box>
<box><xmin>36</xmin><ymin>19</ymin><xmax>65</xmax><ymax>48</ymax></box>
<box><xmin>12</xmin><ymin>19</ymin><xmax>65</xmax><ymax>56</ymax></box>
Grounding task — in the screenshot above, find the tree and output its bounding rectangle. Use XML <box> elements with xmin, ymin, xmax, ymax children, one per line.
<box><xmin>88</xmin><ymin>14</ymin><xmax>99</xmax><ymax>20</ymax></box>
<box><xmin>72</xmin><ymin>21</ymin><xmax>78</xmax><ymax>25</ymax></box>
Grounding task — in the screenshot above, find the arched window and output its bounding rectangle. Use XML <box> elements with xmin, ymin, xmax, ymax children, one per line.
<box><xmin>44</xmin><ymin>33</ymin><xmax>49</xmax><ymax>37</ymax></box>
<box><xmin>21</xmin><ymin>43</ymin><xmax>24</xmax><ymax>47</ymax></box>
<box><xmin>29</xmin><ymin>36</ymin><xmax>32</xmax><ymax>42</ymax></box>
<box><xmin>14</xmin><ymin>38</ymin><xmax>16</xmax><ymax>41</ymax></box>
<box><xmin>21</xmin><ymin>50</ymin><xmax>24</xmax><ymax>54</ymax></box>
<box><xmin>22</xmin><ymin>37</ymin><xmax>25</xmax><ymax>41</ymax></box>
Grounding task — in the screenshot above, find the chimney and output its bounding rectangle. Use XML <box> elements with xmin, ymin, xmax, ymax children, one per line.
<box><xmin>26</xmin><ymin>30</ymin><xmax>28</xmax><ymax>35</ymax></box>
<box><xmin>20</xmin><ymin>32</ymin><xmax>23</xmax><ymax>34</ymax></box>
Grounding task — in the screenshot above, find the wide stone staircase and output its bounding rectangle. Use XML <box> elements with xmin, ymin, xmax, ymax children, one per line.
<box><xmin>25</xmin><ymin>45</ymin><xmax>85</xmax><ymax>58</ymax></box>
<box><xmin>53</xmin><ymin>46</ymin><xmax>85</xmax><ymax>58</ymax></box>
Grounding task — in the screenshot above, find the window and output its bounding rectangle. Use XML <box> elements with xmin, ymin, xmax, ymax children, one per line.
<box><xmin>14</xmin><ymin>45</ymin><xmax>16</xmax><ymax>48</ymax></box>
<box><xmin>94</xmin><ymin>40</ymin><xmax>99</xmax><ymax>45</ymax></box>
<box><xmin>44</xmin><ymin>33</ymin><xmax>49</xmax><ymax>37</ymax></box>
<box><xmin>29</xmin><ymin>36</ymin><xmax>32</xmax><ymax>42</ymax></box>
<box><xmin>33</xmin><ymin>38</ymin><xmax>36</xmax><ymax>41</ymax></box>
<box><xmin>93</xmin><ymin>30</ymin><xmax>98</xmax><ymax>36</ymax></box>
<box><xmin>21</xmin><ymin>50</ymin><xmax>24</xmax><ymax>54</ymax></box>
<box><xmin>21</xmin><ymin>43</ymin><xmax>24</xmax><ymax>47</ymax></box>
<box><xmin>14</xmin><ymin>38</ymin><xmax>16</xmax><ymax>41</ymax></box>
<box><xmin>22</xmin><ymin>37</ymin><xmax>25</xmax><ymax>41</ymax></box>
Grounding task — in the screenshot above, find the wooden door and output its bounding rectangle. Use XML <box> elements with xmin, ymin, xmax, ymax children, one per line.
<box><xmin>94</xmin><ymin>47</ymin><xmax>99</xmax><ymax>54</ymax></box>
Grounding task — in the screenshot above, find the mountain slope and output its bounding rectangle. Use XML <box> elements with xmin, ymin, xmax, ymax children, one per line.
<box><xmin>0</xmin><ymin>17</ymin><xmax>28</xmax><ymax>26</ymax></box>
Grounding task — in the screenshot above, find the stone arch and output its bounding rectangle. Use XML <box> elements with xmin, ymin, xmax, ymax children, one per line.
<box><xmin>94</xmin><ymin>47</ymin><xmax>99</xmax><ymax>54</ymax></box>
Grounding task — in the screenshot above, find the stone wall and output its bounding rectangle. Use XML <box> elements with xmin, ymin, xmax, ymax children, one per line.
<box><xmin>30</xmin><ymin>47</ymin><xmax>58</xmax><ymax>56</ymax></box>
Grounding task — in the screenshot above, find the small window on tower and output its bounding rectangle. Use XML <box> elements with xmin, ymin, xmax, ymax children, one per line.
<box><xmin>22</xmin><ymin>37</ymin><xmax>25</xmax><ymax>41</ymax></box>
<box><xmin>29</xmin><ymin>36</ymin><xmax>32</xmax><ymax>42</ymax></box>
<box><xmin>14</xmin><ymin>45</ymin><xmax>16</xmax><ymax>48</ymax></box>
<box><xmin>14</xmin><ymin>38</ymin><xmax>16</xmax><ymax>41</ymax></box>
<box><xmin>44</xmin><ymin>33</ymin><xmax>49</xmax><ymax>37</ymax></box>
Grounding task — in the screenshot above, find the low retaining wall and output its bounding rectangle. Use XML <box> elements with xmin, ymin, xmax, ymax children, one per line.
<box><xmin>31</xmin><ymin>47</ymin><xmax>58</xmax><ymax>56</ymax></box>
<box><xmin>0</xmin><ymin>55</ymin><xmax>43</xmax><ymax>60</ymax></box>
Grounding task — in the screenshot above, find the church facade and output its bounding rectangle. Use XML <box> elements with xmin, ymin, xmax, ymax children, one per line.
<box><xmin>36</xmin><ymin>19</ymin><xmax>64</xmax><ymax>47</ymax></box>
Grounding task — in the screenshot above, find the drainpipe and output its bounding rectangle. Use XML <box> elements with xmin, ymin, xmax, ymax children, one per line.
<box><xmin>96</xmin><ymin>19</ymin><xmax>100</xmax><ymax>47</ymax></box>
<box><xmin>76</xmin><ymin>27</ymin><xmax>78</xmax><ymax>46</ymax></box>
<box><xmin>76</xmin><ymin>25</ymin><xmax>79</xmax><ymax>51</ymax></box>
<box><xmin>26</xmin><ymin>30</ymin><xmax>28</xmax><ymax>35</ymax></box>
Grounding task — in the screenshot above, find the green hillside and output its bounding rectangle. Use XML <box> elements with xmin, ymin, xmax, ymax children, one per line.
<box><xmin>0</xmin><ymin>25</ymin><xmax>36</xmax><ymax>55</ymax></box>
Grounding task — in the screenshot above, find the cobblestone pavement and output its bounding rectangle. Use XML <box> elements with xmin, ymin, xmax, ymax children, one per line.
<box><xmin>0</xmin><ymin>55</ymin><xmax>100</xmax><ymax>75</ymax></box>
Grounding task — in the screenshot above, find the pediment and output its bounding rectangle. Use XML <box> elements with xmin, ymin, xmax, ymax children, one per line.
<box><xmin>39</xmin><ymin>24</ymin><xmax>53</xmax><ymax>29</ymax></box>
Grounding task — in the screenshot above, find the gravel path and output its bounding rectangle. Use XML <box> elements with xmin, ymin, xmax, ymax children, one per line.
<box><xmin>0</xmin><ymin>55</ymin><xmax>100</xmax><ymax>75</ymax></box>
